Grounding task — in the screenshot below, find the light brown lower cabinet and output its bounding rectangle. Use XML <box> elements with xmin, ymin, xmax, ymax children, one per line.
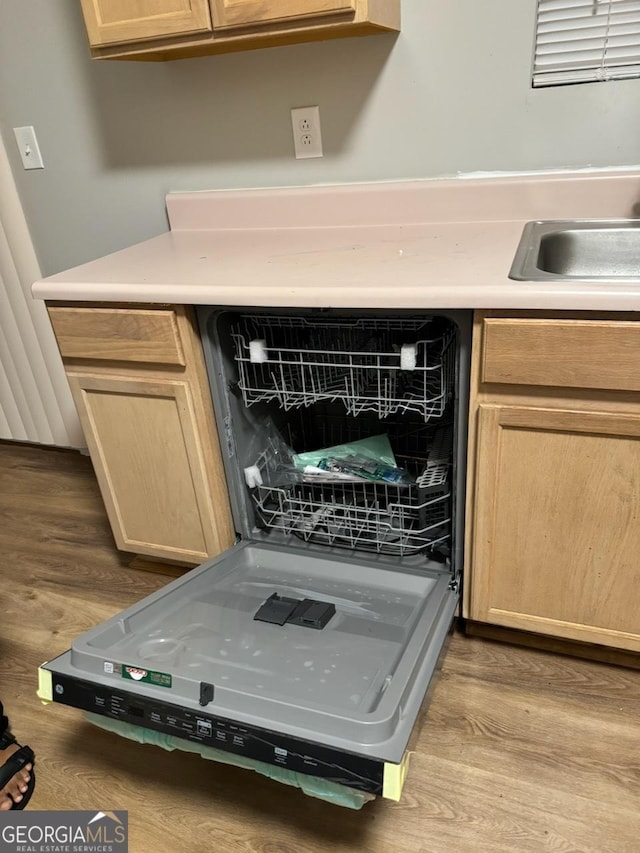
<box><xmin>467</xmin><ymin>311</ymin><xmax>640</xmax><ymax>654</ymax></box>
<box><xmin>469</xmin><ymin>403</ymin><xmax>640</xmax><ymax>652</ymax></box>
<box><xmin>49</xmin><ymin>304</ymin><xmax>235</xmax><ymax>566</ymax></box>
<box><xmin>66</xmin><ymin>372</ymin><xmax>228</xmax><ymax>563</ymax></box>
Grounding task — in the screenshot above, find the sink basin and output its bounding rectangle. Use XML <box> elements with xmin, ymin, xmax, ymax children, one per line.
<box><xmin>509</xmin><ymin>219</ymin><xmax>640</xmax><ymax>281</ymax></box>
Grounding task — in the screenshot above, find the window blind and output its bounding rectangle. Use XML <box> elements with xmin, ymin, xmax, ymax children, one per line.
<box><xmin>0</xmin><ymin>132</ymin><xmax>83</xmax><ymax>447</ymax></box>
<box><xmin>533</xmin><ymin>0</ymin><xmax>640</xmax><ymax>86</ymax></box>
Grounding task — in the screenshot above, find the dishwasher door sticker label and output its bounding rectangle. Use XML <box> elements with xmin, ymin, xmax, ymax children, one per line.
<box><xmin>122</xmin><ymin>665</ymin><xmax>172</xmax><ymax>688</ymax></box>
<box><xmin>103</xmin><ymin>661</ymin><xmax>172</xmax><ymax>688</ymax></box>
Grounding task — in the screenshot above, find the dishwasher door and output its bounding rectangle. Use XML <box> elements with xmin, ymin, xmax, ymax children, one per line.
<box><xmin>39</xmin><ymin>539</ymin><xmax>457</xmax><ymax>794</ymax></box>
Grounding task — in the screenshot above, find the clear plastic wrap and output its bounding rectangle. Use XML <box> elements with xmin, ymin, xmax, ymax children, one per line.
<box><xmin>294</xmin><ymin>434</ymin><xmax>412</xmax><ymax>486</ymax></box>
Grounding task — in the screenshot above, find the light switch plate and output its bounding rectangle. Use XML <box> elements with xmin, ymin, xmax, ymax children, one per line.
<box><xmin>13</xmin><ymin>126</ymin><xmax>44</xmax><ymax>170</ymax></box>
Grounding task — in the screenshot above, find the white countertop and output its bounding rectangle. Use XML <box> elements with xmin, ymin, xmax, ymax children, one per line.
<box><xmin>32</xmin><ymin>173</ymin><xmax>640</xmax><ymax>311</ymax></box>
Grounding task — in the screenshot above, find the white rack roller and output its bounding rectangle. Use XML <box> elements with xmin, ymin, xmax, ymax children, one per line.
<box><xmin>249</xmin><ymin>339</ymin><xmax>268</xmax><ymax>363</ymax></box>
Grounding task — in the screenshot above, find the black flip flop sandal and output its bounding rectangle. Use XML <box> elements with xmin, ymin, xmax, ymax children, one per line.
<box><xmin>0</xmin><ymin>732</ymin><xmax>35</xmax><ymax>810</ymax></box>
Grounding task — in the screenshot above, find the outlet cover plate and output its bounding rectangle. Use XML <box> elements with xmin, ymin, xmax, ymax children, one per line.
<box><xmin>291</xmin><ymin>106</ymin><xmax>323</xmax><ymax>160</ymax></box>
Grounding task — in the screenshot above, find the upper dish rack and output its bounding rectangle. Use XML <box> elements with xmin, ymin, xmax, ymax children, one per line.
<box><xmin>231</xmin><ymin>315</ymin><xmax>455</xmax><ymax>421</ymax></box>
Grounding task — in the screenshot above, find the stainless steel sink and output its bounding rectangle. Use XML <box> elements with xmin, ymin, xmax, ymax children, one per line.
<box><xmin>509</xmin><ymin>219</ymin><xmax>640</xmax><ymax>281</ymax></box>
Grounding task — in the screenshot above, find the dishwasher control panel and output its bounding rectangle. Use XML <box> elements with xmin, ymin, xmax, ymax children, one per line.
<box><xmin>50</xmin><ymin>672</ymin><xmax>385</xmax><ymax>794</ymax></box>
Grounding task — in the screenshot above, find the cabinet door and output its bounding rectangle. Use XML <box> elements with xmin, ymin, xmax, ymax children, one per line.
<box><xmin>67</xmin><ymin>372</ymin><xmax>228</xmax><ymax>564</ymax></box>
<box><xmin>211</xmin><ymin>0</ymin><xmax>356</xmax><ymax>31</ymax></box>
<box><xmin>80</xmin><ymin>0</ymin><xmax>212</xmax><ymax>46</ymax></box>
<box><xmin>470</xmin><ymin>404</ymin><xmax>640</xmax><ymax>652</ymax></box>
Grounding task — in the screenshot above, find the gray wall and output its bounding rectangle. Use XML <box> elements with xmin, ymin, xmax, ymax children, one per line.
<box><xmin>1</xmin><ymin>0</ymin><xmax>639</xmax><ymax>277</ymax></box>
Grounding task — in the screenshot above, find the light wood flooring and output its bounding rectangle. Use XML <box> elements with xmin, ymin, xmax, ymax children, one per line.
<box><xmin>1</xmin><ymin>442</ymin><xmax>639</xmax><ymax>853</ymax></box>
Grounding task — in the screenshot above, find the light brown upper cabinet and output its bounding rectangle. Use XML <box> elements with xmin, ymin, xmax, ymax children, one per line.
<box><xmin>80</xmin><ymin>0</ymin><xmax>213</xmax><ymax>46</ymax></box>
<box><xmin>78</xmin><ymin>0</ymin><xmax>400</xmax><ymax>61</ymax></box>
<box><xmin>210</xmin><ymin>0</ymin><xmax>355</xmax><ymax>31</ymax></box>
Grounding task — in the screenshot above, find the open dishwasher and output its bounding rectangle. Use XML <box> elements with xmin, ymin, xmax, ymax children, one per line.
<box><xmin>39</xmin><ymin>307</ymin><xmax>471</xmax><ymax>801</ymax></box>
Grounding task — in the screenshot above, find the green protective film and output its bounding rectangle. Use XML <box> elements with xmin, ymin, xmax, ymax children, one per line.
<box><xmin>293</xmin><ymin>433</ymin><xmax>397</xmax><ymax>470</ymax></box>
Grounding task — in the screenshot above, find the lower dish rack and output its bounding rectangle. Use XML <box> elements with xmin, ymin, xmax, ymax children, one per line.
<box><xmin>246</xmin><ymin>432</ymin><xmax>451</xmax><ymax>558</ymax></box>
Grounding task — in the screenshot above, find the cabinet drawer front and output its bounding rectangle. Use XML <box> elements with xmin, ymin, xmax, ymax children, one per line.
<box><xmin>49</xmin><ymin>307</ymin><xmax>185</xmax><ymax>366</ymax></box>
<box><xmin>481</xmin><ymin>318</ymin><xmax>640</xmax><ymax>392</ymax></box>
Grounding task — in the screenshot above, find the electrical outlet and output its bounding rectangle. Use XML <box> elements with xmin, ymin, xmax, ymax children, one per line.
<box><xmin>291</xmin><ymin>106</ymin><xmax>323</xmax><ymax>160</ymax></box>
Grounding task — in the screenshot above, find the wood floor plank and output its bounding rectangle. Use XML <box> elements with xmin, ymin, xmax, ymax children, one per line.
<box><xmin>1</xmin><ymin>442</ymin><xmax>639</xmax><ymax>853</ymax></box>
